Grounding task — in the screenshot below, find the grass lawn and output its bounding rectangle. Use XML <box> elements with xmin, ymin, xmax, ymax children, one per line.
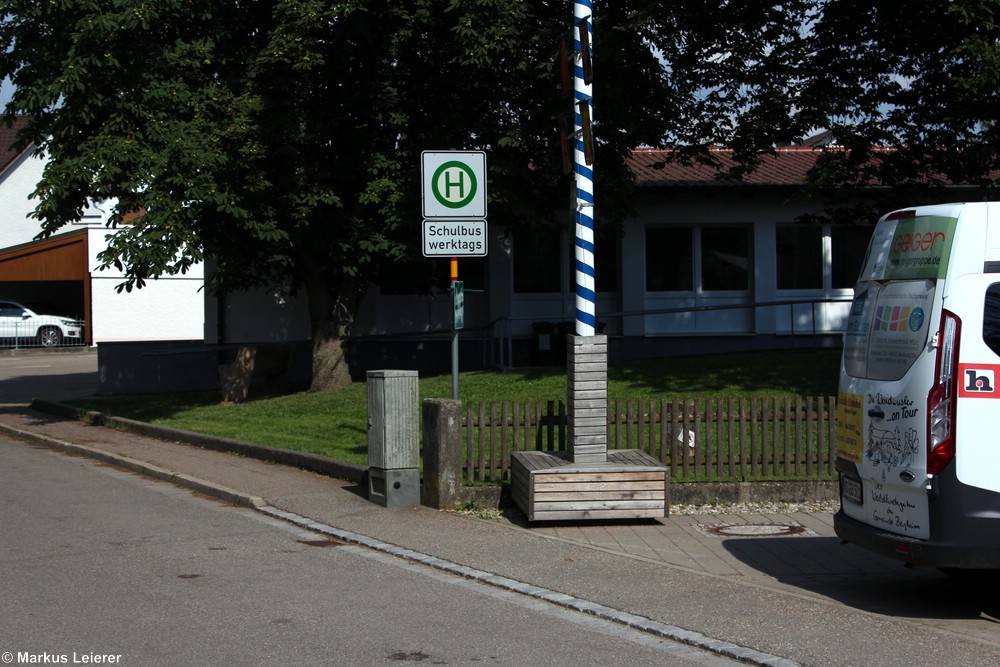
<box><xmin>70</xmin><ymin>349</ymin><xmax>841</xmax><ymax>467</ymax></box>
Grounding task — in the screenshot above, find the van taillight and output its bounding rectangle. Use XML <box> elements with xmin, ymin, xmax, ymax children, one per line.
<box><xmin>927</xmin><ymin>310</ymin><xmax>960</xmax><ymax>474</ymax></box>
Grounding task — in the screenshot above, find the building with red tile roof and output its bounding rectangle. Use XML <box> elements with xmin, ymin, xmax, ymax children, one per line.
<box><xmin>628</xmin><ymin>147</ymin><xmax>822</xmax><ymax>189</ymax></box>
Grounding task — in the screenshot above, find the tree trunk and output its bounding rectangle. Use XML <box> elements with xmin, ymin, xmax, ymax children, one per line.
<box><xmin>311</xmin><ymin>332</ymin><xmax>353</xmax><ymax>391</ymax></box>
<box><xmin>300</xmin><ymin>258</ymin><xmax>367</xmax><ymax>392</ymax></box>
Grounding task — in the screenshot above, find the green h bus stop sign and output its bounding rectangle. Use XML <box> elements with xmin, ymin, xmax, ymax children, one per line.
<box><xmin>421</xmin><ymin>151</ymin><xmax>487</xmax><ymax>219</ymax></box>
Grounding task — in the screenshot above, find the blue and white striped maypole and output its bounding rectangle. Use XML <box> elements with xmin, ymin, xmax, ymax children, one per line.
<box><xmin>573</xmin><ymin>0</ymin><xmax>595</xmax><ymax>337</ymax></box>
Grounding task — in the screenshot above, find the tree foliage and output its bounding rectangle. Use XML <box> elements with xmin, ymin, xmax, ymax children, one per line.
<box><xmin>3</xmin><ymin>0</ymin><xmax>1000</xmax><ymax>388</ymax></box>
<box><xmin>653</xmin><ymin>0</ymin><xmax>1000</xmax><ymax>194</ymax></box>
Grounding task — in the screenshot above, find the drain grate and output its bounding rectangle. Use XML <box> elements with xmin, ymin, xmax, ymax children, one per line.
<box><xmin>702</xmin><ymin>523</ymin><xmax>808</xmax><ymax>537</ymax></box>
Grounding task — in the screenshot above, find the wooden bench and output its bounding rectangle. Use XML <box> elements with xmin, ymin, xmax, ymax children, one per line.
<box><xmin>511</xmin><ymin>449</ymin><xmax>669</xmax><ymax>522</ymax></box>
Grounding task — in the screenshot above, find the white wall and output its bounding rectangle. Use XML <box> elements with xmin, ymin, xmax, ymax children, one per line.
<box><xmin>206</xmin><ymin>284</ymin><xmax>311</xmax><ymax>344</ymax></box>
<box><xmin>0</xmin><ymin>150</ymin><xmax>48</xmax><ymax>246</ymax></box>
<box><xmin>87</xmin><ymin>229</ymin><xmax>205</xmax><ymax>342</ymax></box>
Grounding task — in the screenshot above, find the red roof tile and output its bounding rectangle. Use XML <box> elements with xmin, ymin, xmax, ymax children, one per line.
<box><xmin>628</xmin><ymin>147</ymin><xmax>820</xmax><ymax>188</ymax></box>
<box><xmin>0</xmin><ymin>115</ymin><xmax>33</xmax><ymax>174</ymax></box>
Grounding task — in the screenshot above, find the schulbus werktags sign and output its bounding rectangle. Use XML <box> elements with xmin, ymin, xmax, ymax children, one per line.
<box><xmin>421</xmin><ymin>220</ymin><xmax>488</xmax><ymax>257</ymax></box>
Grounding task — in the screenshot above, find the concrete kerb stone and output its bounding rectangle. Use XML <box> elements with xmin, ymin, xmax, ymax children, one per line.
<box><xmin>0</xmin><ymin>420</ymin><xmax>267</xmax><ymax>510</ymax></box>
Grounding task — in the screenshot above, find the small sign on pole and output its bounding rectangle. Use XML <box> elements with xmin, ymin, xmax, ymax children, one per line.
<box><xmin>422</xmin><ymin>220</ymin><xmax>488</xmax><ymax>257</ymax></box>
<box><xmin>453</xmin><ymin>280</ymin><xmax>465</xmax><ymax>330</ymax></box>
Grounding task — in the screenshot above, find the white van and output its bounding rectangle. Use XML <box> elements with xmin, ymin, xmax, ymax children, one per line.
<box><xmin>835</xmin><ymin>201</ymin><xmax>1000</xmax><ymax>570</ymax></box>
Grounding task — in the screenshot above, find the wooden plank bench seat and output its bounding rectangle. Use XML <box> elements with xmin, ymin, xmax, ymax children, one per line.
<box><xmin>511</xmin><ymin>449</ymin><xmax>669</xmax><ymax>522</ymax></box>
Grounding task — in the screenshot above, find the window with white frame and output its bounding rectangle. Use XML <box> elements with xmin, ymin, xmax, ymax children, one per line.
<box><xmin>571</xmin><ymin>228</ymin><xmax>620</xmax><ymax>294</ymax></box>
<box><xmin>513</xmin><ymin>227</ymin><xmax>563</xmax><ymax>293</ymax></box>
<box><xmin>776</xmin><ymin>224</ymin><xmax>823</xmax><ymax>289</ymax></box>
<box><xmin>645</xmin><ymin>225</ymin><xmax>750</xmax><ymax>292</ymax></box>
<box><xmin>702</xmin><ymin>226</ymin><xmax>751</xmax><ymax>291</ymax></box>
<box><xmin>776</xmin><ymin>223</ymin><xmax>874</xmax><ymax>291</ymax></box>
<box><xmin>76</xmin><ymin>199</ymin><xmax>106</xmax><ymax>225</ymax></box>
<box><xmin>831</xmin><ymin>224</ymin><xmax>873</xmax><ymax>288</ymax></box>
<box><xmin>514</xmin><ymin>226</ymin><xmax>620</xmax><ymax>294</ymax></box>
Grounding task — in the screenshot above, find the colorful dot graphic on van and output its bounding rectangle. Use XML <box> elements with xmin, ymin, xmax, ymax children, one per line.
<box><xmin>875</xmin><ymin>305</ymin><xmax>914</xmax><ymax>331</ymax></box>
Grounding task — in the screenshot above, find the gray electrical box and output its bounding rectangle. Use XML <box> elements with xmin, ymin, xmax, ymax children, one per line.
<box><xmin>367</xmin><ymin>370</ymin><xmax>420</xmax><ymax>507</ymax></box>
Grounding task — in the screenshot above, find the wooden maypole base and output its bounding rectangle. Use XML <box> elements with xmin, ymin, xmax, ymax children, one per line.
<box><xmin>510</xmin><ymin>334</ymin><xmax>669</xmax><ymax>522</ymax></box>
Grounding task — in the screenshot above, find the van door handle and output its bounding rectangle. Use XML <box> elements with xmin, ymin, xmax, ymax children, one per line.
<box><xmin>868</xmin><ymin>407</ymin><xmax>885</xmax><ymax>419</ymax></box>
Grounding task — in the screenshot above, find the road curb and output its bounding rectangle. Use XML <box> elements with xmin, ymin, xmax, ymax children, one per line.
<box><xmin>0</xmin><ymin>421</ymin><xmax>267</xmax><ymax>510</ymax></box>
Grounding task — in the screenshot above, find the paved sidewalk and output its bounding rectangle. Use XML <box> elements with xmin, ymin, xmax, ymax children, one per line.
<box><xmin>2</xmin><ymin>403</ymin><xmax>999</xmax><ymax>667</ymax></box>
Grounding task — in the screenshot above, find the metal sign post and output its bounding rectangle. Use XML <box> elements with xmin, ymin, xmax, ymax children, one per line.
<box><xmin>451</xmin><ymin>271</ymin><xmax>463</xmax><ymax>400</ymax></box>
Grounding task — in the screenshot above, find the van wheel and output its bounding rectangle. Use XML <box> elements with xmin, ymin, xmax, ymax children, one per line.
<box><xmin>37</xmin><ymin>326</ymin><xmax>62</xmax><ymax>348</ymax></box>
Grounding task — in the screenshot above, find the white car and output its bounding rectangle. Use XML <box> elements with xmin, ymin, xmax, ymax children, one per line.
<box><xmin>0</xmin><ymin>300</ymin><xmax>84</xmax><ymax>347</ymax></box>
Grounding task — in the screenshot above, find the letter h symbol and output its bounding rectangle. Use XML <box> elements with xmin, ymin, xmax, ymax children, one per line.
<box><xmin>445</xmin><ymin>169</ymin><xmax>467</xmax><ymax>199</ymax></box>
<box><xmin>966</xmin><ymin>368</ymin><xmax>995</xmax><ymax>392</ymax></box>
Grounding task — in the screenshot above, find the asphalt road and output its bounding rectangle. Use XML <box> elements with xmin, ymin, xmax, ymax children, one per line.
<box><xmin>0</xmin><ymin>349</ymin><xmax>99</xmax><ymax>405</ymax></box>
<box><xmin>0</xmin><ymin>435</ymin><xmax>741</xmax><ymax>666</ymax></box>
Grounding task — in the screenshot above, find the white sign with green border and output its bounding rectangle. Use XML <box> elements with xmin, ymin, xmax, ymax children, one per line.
<box><xmin>421</xmin><ymin>151</ymin><xmax>487</xmax><ymax>219</ymax></box>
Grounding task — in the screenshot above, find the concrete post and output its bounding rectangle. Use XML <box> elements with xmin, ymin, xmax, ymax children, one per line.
<box><xmin>421</xmin><ymin>399</ymin><xmax>464</xmax><ymax>509</ymax></box>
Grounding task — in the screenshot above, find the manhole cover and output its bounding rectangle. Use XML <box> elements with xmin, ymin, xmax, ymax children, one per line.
<box><xmin>703</xmin><ymin>523</ymin><xmax>807</xmax><ymax>537</ymax></box>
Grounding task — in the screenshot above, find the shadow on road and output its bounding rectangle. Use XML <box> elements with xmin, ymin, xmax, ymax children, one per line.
<box><xmin>0</xmin><ymin>350</ymin><xmax>98</xmax><ymax>405</ymax></box>
<box><xmin>0</xmin><ymin>370</ymin><xmax>99</xmax><ymax>405</ymax></box>
<box><xmin>721</xmin><ymin>533</ymin><xmax>1000</xmax><ymax>625</ymax></box>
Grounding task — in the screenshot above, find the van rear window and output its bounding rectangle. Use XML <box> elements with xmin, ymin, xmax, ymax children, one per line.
<box><xmin>857</xmin><ymin>215</ymin><xmax>958</xmax><ymax>282</ymax></box>
<box><xmin>984</xmin><ymin>284</ymin><xmax>1000</xmax><ymax>357</ymax></box>
<box><xmin>843</xmin><ymin>280</ymin><xmax>935</xmax><ymax>380</ymax></box>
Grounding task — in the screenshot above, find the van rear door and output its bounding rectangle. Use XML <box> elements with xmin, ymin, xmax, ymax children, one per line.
<box><xmin>839</xmin><ymin>279</ymin><xmax>937</xmax><ymax>539</ymax></box>
<box><xmin>837</xmin><ymin>210</ymin><xmax>960</xmax><ymax>540</ymax></box>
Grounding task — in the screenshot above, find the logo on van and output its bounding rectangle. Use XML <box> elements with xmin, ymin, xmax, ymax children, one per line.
<box><xmin>892</xmin><ymin>230</ymin><xmax>947</xmax><ymax>254</ymax></box>
<box><xmin>959</xmin><ymin>364</ymin><xmax>1000</xmax><ymax>398</ymax></box>
<box><xmin>873</xmin><ymin>306</ymin><xmax>924</xmax><ymax>333</ymax></box>
<box><xmin>883</xmin><ymin>216</ymin><xmax>957</xmax><ymax>280</ymax></box>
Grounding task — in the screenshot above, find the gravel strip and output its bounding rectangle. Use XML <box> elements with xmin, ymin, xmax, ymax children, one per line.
<box><xmin>453</xmin><ymin>499</ymin><xmax>841</xmax><ymax>521</ymax></box>
<box><xmin>670</xmin><ymin>499</ymin><xmax>840</xmax><ymax>515</ymax></box>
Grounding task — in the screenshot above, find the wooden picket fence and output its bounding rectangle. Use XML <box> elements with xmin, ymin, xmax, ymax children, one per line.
<box><xmin>460</xmin><ymin>396</ymin><xmax>837</xmax><ymax>484</ymax></box>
